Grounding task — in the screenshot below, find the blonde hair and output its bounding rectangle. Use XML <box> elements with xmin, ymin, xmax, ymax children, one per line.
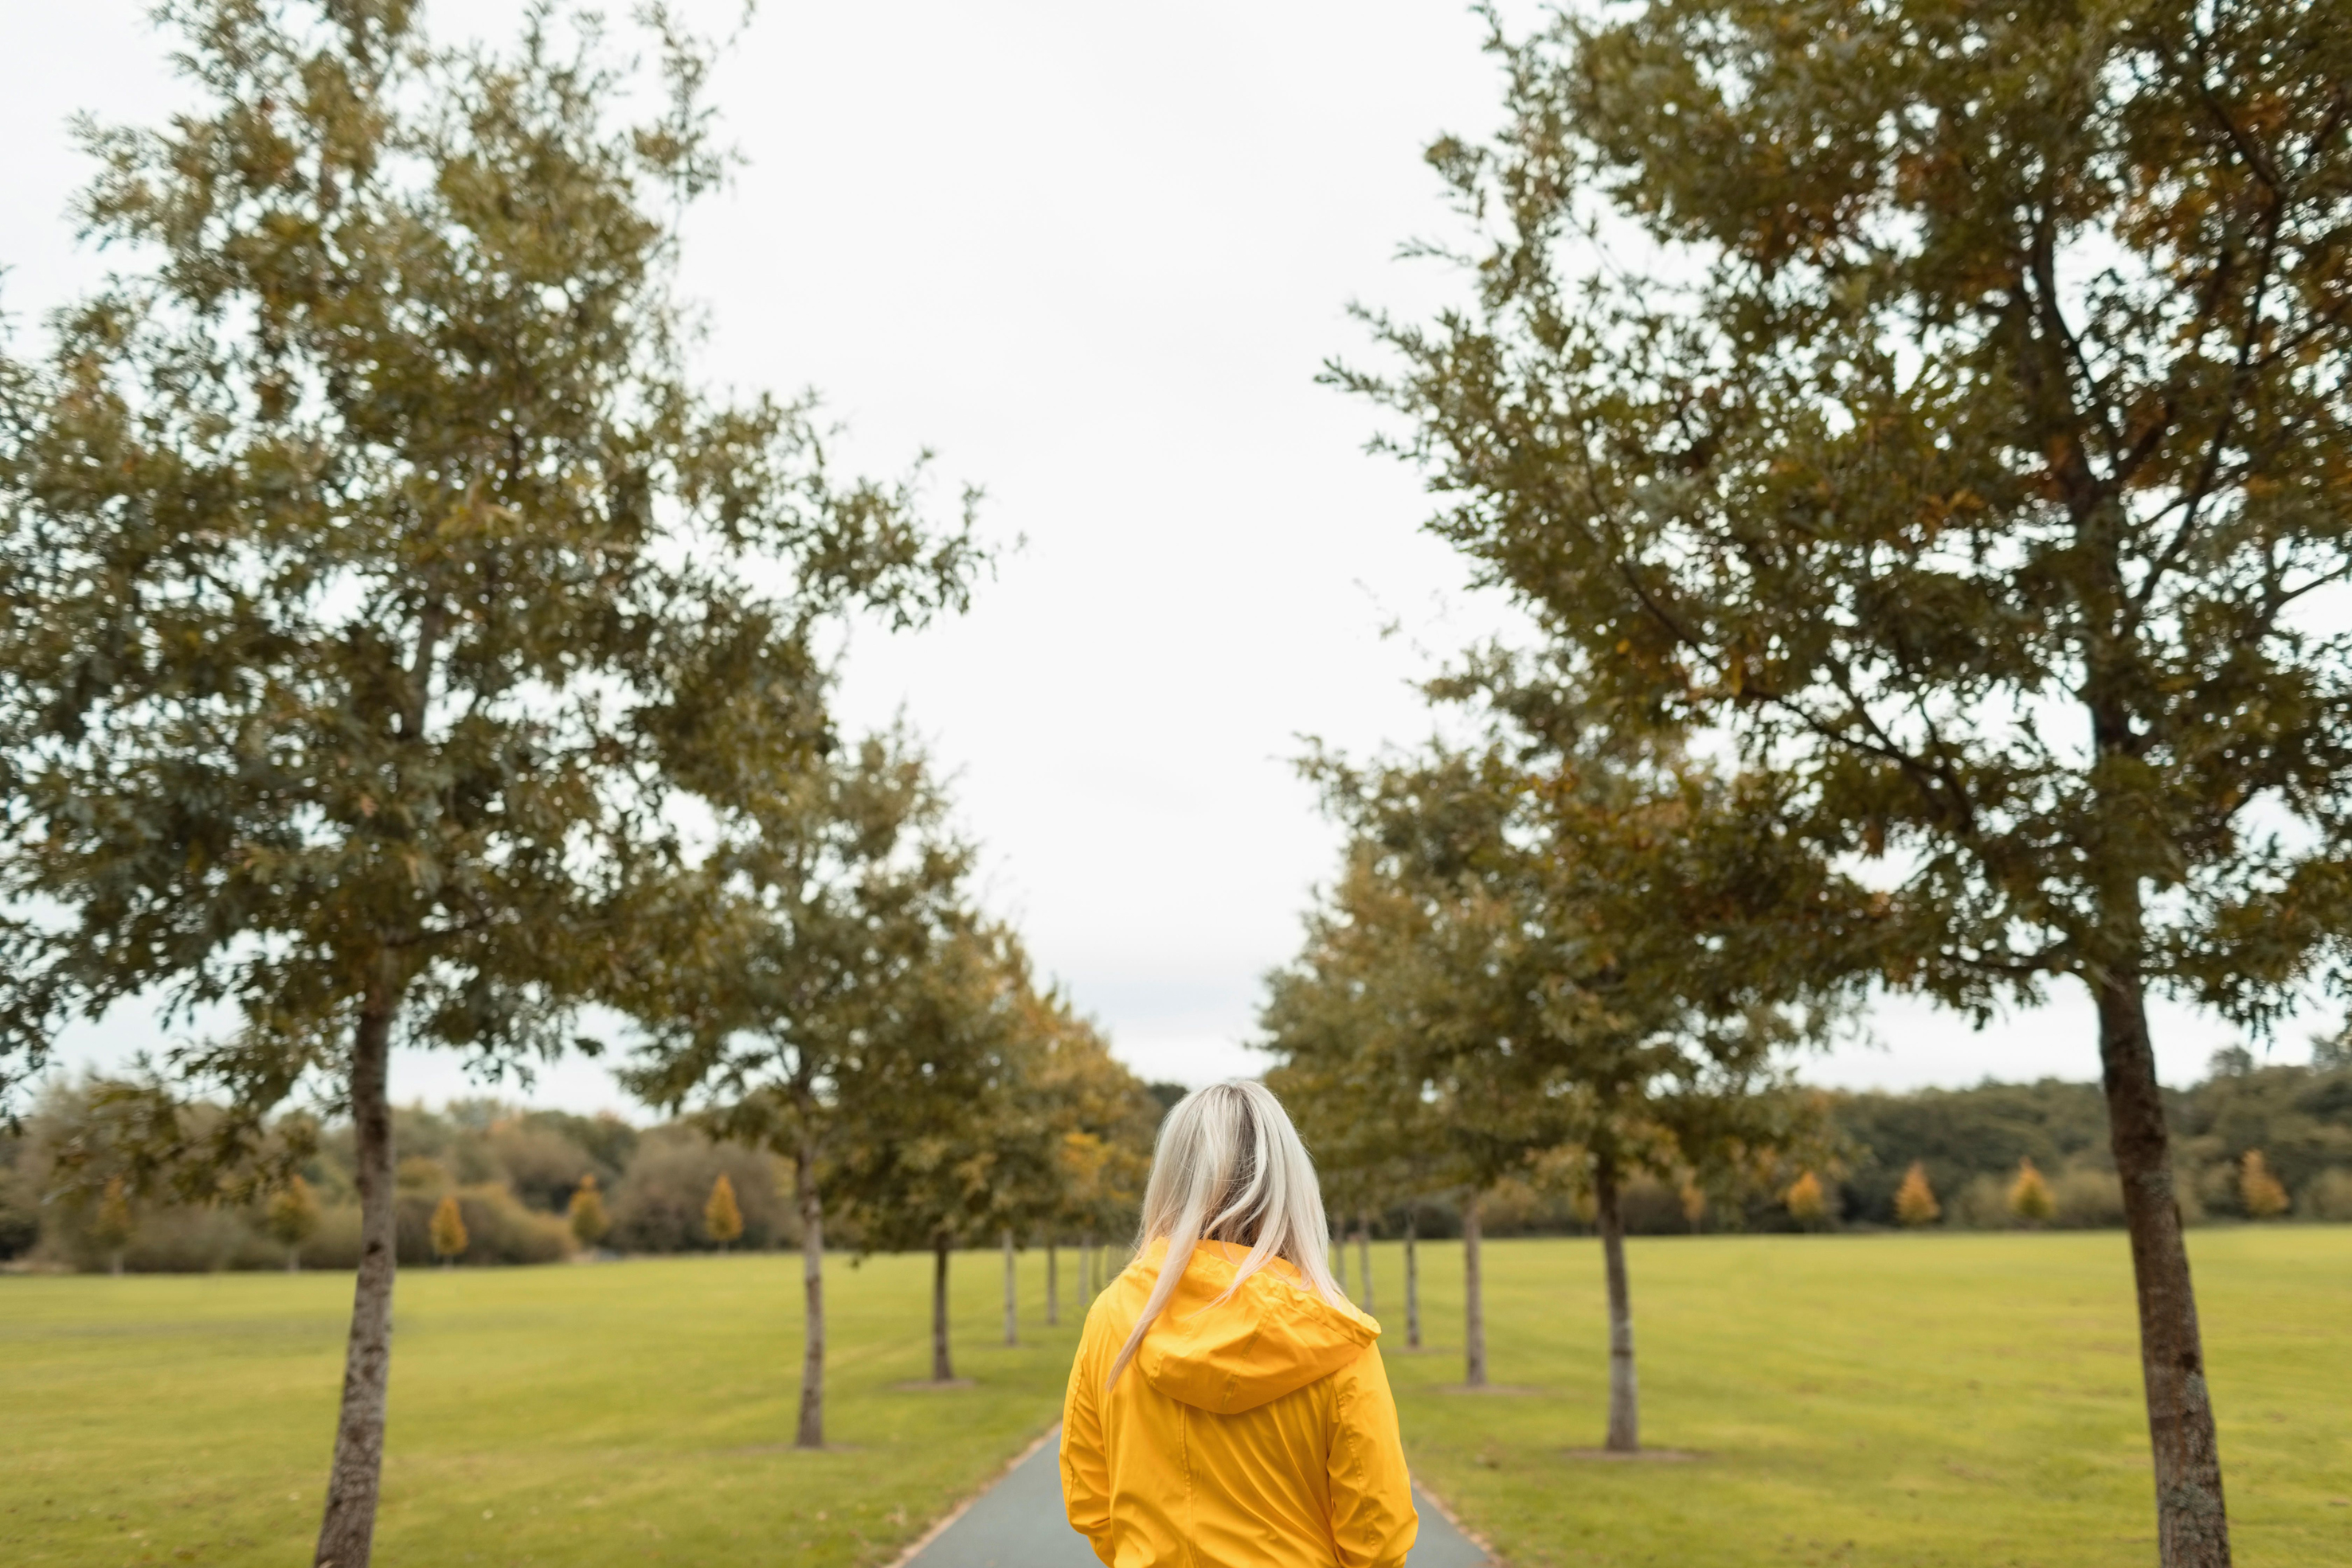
<box><xmin>1106</xmin><ymin>1079</ymin><xmax>1347</xmax><ymax>1390</ymax></box>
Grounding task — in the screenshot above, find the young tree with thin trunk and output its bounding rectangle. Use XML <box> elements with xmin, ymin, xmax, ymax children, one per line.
<box><xmin>429</xmin><ymin>1193</ymin><xmax>467</xmax><ymax>1267</ymax></box>
<box><xmin>566</xmin><ymin>1175</ymin><xmax>609</xmax><ymax>1252</ymax></box>
<box><xmin>620</xmin><ymin>736</ymin><xmax>981</xmax><ymax>1449</ymax></box>
<box><xmin>269</xmin><ymin>1175</ymin><xmax>323</xmax><ymax>1272</ymax></box>
<box><xmin>1341</xmin><ymin>5</ymin><xmax>2352</xmax><ymax>1554</ymax></box>
<box><xmin>1895</xmin><ymin>1164</ymin><xmax>1943</xmax><ymax>1229</ymax></box>
<box><xmin>93</xmin><ymin>1177</ymin><xmax>135</xmax><ymax>1277</ymax></box>
<box><xmin>1401</xmin><ymin>1210</ymin><xmax>1421</xmax><ymax>1351</ymax></box>
<box><xmin>833</xmin><ymin>924</ymin><xmax>1060</xmax><ymax>1387</ymax></box>
<box><xmin>703</xmin><ymin>1175</ymin><xmax>743</xmax><ymax>1252</ymax></box>
<box><xmin>0</xmin><ymin>9</ymin><xmax>976</xmax><ymax>1560</ymax></box>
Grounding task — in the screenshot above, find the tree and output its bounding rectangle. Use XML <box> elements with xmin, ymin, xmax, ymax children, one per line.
<box><xmin>2010</xmin><ymin>1160</ymin><xmax>2057</xmax><ymax>1225</ymax></box>
<box><xmin>1021</xmin><ymin>990</ymin><xmax>1153</xmax><ymax>1339</ymax></box>
<box><xmin>2238</xmin><ymin>1152</ymin><xmax>2289</xmax><ymax>1219</ymax></box>
<box><xmin>566</xmin><ymin>1174</ymin><xmax>609</xmax><ymax>1250</ymax></box>
<box><xmin>619</xmin><ymin>734</ymin><xmax>1004</xmax><ymax>1445</ymax></box>
<box><xmin>1271</xmin><ymin>722</ymin><xmax>1857</xmax><ymax>1446</ymax></box>
<box><xmin>0</xmin><ymin>6</ymin><xmax>976</xmax><ymax>1561</ymax></box>
<box><xmin>1344</xmin><ymin>6</ymin><xmax>2352</xmax><ymax>1554</ymax></box>
<box><xmin>1262</xmin><ymin>788</ymin><xmax>1535</xmax><ymax>1391</ymax></box>
<box><xmin>92</xmin><ymin>1176</ymin><xmax>135</xmax><ymax>1277</ymax></box>
<box><xmin>1895</xmin><ymin>1163</ymin><xmax>1943</xmax><ymax>1229</ymax></box>
<box><xmin>1784</xmin><ymin>1171</ymin><xmax>1827</xmax><ymax>1226</ymax></box>
<box><xmin>703</xmin><ymin>1174</ymin><xmax>743</xmax><ymax>1252</ymax></box>
<box><xmin>268</xmin><ymin>1175</ymin><xmax>324</xmax><ymax>1271</ymax></box>
<box><xmin>835</xmin><ymin>924</ymin><xmax>1061</xmax><ymax>1387</ymax></box>
<box><xmin>429</xmin><ymin>1193</ymin><xmax>468</xmax><ymax>1266</ymax></box>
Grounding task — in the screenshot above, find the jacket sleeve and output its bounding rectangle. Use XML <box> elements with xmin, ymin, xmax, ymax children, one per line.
<box><xmin>1059</xmin><ymin>1324</ymin><xmax>1117</xmax><ymax>1566</ymax></box>
<box><xmin>1327</xmin><ymin>1345</ymin><xmax>1418</xmax><ymax>1568</ymax></box>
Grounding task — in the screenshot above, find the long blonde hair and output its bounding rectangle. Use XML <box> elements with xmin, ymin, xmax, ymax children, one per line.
<box><xmin>1106</xmin><ymin>1079</ymin><xmax>1347</xmax><ymax>1390</ymax></box>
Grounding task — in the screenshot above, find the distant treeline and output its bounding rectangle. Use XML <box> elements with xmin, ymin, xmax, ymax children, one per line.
<box><xmin>1364</xmin><ymin>1060</ymin><xmax>2352</xmax><ymax>1241</ymax></box>
<box><xmin>0</xmin><ymin>1083</ymin><xmax>1168</xmax><ymax>1273</ymax></box>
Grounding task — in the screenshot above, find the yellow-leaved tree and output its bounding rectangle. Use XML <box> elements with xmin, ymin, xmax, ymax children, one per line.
<box><xmin>429</xmin><ymin>1195</ymin><xmax>468</xmax><ymax>1267</ymax></box>
<box><xmin>568</xmin><ymin>1175</ymin><xmax>611</xmax><ymax>1250</ymax></box>
<box><xmin>704</xmin><ymin>1174</ymin><xmax>744</xmax><ymax>1252</ymax></box>
<box><xmin>2009</xmin><ymin>1159</ymin><xmax>2056</xmax><ymax>1225</ymax></box>
<box><xmin>1894</xmin><ymin>1163</ymin><xmax>1941</xmax><ymax>1227</ymax></box>
<box><xmin>1784</xmin><ymin>1171</ymin><xmax>1827</xmax><ymax>1226</ymax></box>
<box><xmin>2238</xmin><ymin>1152</ymin><xmax>2289</xmax><ymax>1220</ymax></box>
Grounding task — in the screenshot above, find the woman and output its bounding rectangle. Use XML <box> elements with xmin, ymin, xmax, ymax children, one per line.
<box><xmin>1061</xmin><ymin>1081</ymin><xmax>1417</xmax><ymax>1568</ymax></box>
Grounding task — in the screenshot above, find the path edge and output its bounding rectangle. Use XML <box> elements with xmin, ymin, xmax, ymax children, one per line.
<box><xmin>1413</xmin><ymin>1472</ymin><xmax>1511</xmax><ymax>1568</ymax></box>
<box><xmin>886</xmin><ymin>1421</ymin><xmax>1063</xmax><ymax>1568</ymax></box>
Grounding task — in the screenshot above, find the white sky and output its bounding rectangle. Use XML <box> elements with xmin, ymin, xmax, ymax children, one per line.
<box><xmin>2</xmin><ymin>0</ymin><xmax>2319</xmax><ymax>1116</ymax></box>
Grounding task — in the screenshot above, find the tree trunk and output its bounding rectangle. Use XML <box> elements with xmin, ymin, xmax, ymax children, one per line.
<box><xmin>1355</xmin><ymin>1213</ymin><xmax>1374</xmax><ymax>1316</ymax></box>
<box><xmin>2096</xmin><ymin>968</ymin><xmax>2229</xmax><ymax>1566</ymax></box>
<box><xmin>1081</xmin><ymin>1228</ymin><xmax>1094</xmax><ymax>1300</ymax></box>
<box><xmin>1462</xmin><ymin>1190</ymin><xmax>1486</xmax><ymax>1388</ymax></box>
<box><xmin>1404</xmin><ymin>1210</ymin><xmax>1421</xmax><ymax>1351</ymax></box>
<box><xmin>1332</xmin><ymin>1214</ymin><xmax>1349</xmax><ymax>1299</ymax></box>
<box><xmin>931</xmin><ymin>1234</ymin><xmax>954</xmax><ymax>1383</ymax></box>
<box><xmin>1002</xmin><ymin>1229</ymin><xmax>1018</xmax><ymax>1347</ymax></box>
<box><xmin>314</xmin><ymin>983</ymin><xmax>400</xmax><ymax>1568</ymax></box>
<box><xmin>288</xmin><ymin>1248</ymin><xmax>300</xmax><ymax>1274</ymax></box>
<box><xmin>794</xmin><ymin>1141</ymin><xmax>825</xmax><ymax>1451</ymax></box>
<box><xmin>110</xmin><ymin>1250</ymin><xmax>124</xmax><ymax>1277</ymax></box>
<box><xmin>1045</xmin><ymin>1238</ymin><xmax>1059</xmax><ymax>1327</ymax></box>
<box><xmin>1594</xmin><ymin>1154</ymin><xmax>1639</xmax><ymax>1453</ymax></box>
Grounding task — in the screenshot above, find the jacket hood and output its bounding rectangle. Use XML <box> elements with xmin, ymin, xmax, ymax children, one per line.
<box><xmin>1119</xmin><ymin>1238</ymin><xmax>1380</xmax><ymax>1414</ymax></box>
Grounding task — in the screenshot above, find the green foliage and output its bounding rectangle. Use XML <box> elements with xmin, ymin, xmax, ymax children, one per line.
<box><xmin>0</xmin><ymin>0</ymin><xmax>978</xmax><ymax>1155</ymax></box>
<box><xmin>1266</xmin><ymin>719</ymin><xmax>1863</xmax><ymax>1221</ymax></box>
<box><xmin>264</xmin><ymin>1175</ymin><xmax>321</xmax><ymax>1253</ymax></box>
<box><xmin>400</xmin><ymin>1184</ymin><xmax>565</xmax><ymax>1268</ymax></box>
<box><xmin>1345</xmin><ymin>0</ymin><xmax>2352</xmax><ymax>1036</ymax></box>
<box><xmin>605</xmin><ymin>1125</ymin><xmax>788</xmax><ymax>1253</ymax></box>
<box><xmin>1830</xmin><ymin>1063</ymin><xmax>2352</xmax><ymax>1226</ymax></box>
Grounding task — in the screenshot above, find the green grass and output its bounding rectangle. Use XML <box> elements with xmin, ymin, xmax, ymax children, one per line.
<box><xmin>0</xmin><ymin>1249</ymin><xmax>1088</xmax><ymax>1566</ymax></box>
<box><xmin>1376</xmin><ymin>1227</ymin><xmax>2352</xmax><ymax>1568</ymax></box>
<box><xmin>3</xmin><ymin>1230</ymin><xmax>2346</xmax><ymax>1567</ymax></box>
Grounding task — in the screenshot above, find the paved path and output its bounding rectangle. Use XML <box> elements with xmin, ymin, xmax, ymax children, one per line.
<box><xmin>902</xmin><ymin>1428</ymin><xmax>1493</xmax><ymax>1567</ymax></box>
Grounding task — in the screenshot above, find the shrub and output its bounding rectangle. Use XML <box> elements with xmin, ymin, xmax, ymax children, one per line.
<box><xmin>0</xmin><ymin>1163</ymin><xmax>41</xmax><ymax>1260</ymax></box>
<box><xmin>2008</xmin><ymin>1159</ymin><xmax>2056</xmax><ymax>1224</ymax></box>
<box><xmin>397</xmin><ymin>1185</ymin><xmax>567</xmax><ymax>1267</ymax></box>
<box><xmin>2240</xmin><ymin>1151</ymin><xmax>2290</xmax><ymax>1219</ymax></box>
<box><xmin>2302</xmin><ymin>1168</ymin><xmax>2352</xmax><ymax>1221</ymax></box>
<box><xmin>606</xmin><ymin>1129</ymin><xmax>790</xmax><ymax>1252</ymax></box>
<box><xmin>491</xmin><ymin>1120</ymin><xmax>598</xmax><ymax>1214</ymax></box>
<box><xmin>2051</xmin><ymin>1168</ymin><xmax>2126</xmax><ymax>1229</ymax></box>
<box><xmin>1894</xmin><ymin>1162</ymin><xmax>1940</xmax><ymax>1226</ymax></box>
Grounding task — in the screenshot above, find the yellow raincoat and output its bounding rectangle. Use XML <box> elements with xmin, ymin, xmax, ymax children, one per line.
<box><xmin>1060</xmin><ymin>1239</ymin><xmax>1418</xmax><ymax>1568</ymax></box>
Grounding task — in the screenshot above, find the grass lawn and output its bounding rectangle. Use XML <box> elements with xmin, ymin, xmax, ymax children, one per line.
<box><xmin>0</xmin><ymin>1248</ymin><xmax>1089</xmax><ymax>1566</ymax></box>
<box><xmin>1377</xmin><ymin>1226</ymin><xmax>2352</xmax><ymax>1568</ymax></box>
<box><xmin>2</xmin><ymin>1229</ymin><xmax>2346</xmax><ymax>1567</ymax></box>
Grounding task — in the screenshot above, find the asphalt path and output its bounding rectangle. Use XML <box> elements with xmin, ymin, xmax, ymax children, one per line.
<box><xmin>902</xmin><ymin>1427</ymin><xmax>1493</xmax><ymax>1567</ymax></box>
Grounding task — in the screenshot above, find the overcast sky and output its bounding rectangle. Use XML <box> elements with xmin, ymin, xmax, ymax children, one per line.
<box><xmin>2</xmin><ymin>1</ymin><xmax>2316</xmax><ymax>1115</ymax></box>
